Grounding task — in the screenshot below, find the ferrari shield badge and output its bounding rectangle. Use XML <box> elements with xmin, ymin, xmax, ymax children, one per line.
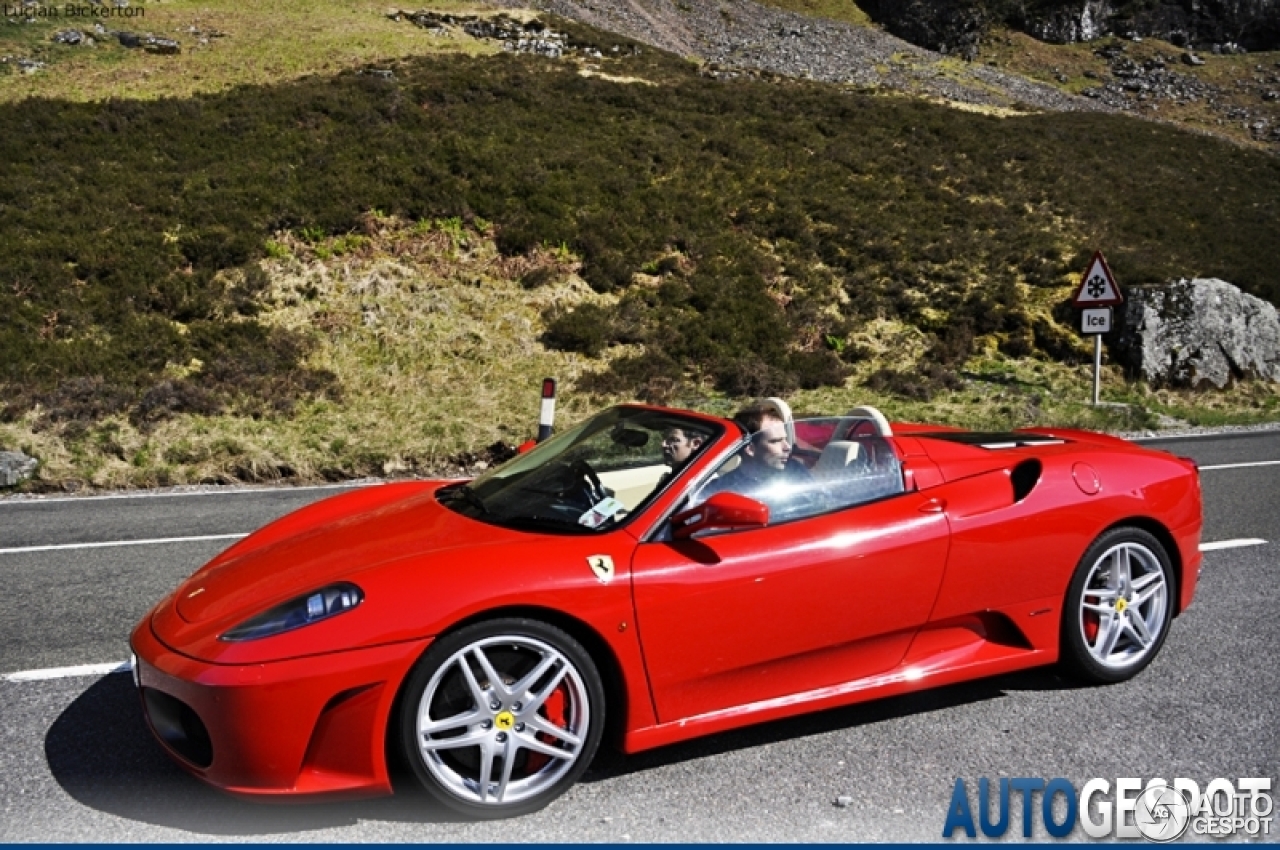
<box><xmin>588</xmin><ymin>554</ymin><xmax>614</xmax><ymax>584</ymax></box>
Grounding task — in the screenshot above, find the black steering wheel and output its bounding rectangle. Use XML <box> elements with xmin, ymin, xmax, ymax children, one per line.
<box><xmin>566</xmin><ymin>459</ymin><xmax>607</xmax><ymax>506</ymax></box>
<box><xmin>533</xmin><ymin>458</ymin><xmax>607</xmax><ymax>511</ymax></box>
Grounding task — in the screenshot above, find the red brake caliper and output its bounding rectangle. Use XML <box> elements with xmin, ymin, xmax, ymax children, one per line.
<box><xmin>523</xmin><ymin>686</ymin><xmax>568</xmax><ymax>774</ymax></box>
<box><xmin>1083</xmin><ymin>595</ymin><xmax>1100</xmax><ymax>643</ymax></box>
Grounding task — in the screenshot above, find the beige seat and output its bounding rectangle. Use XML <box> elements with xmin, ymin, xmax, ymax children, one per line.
<box><xmin>813</xmin><ymin>440</ymin><xmax>861</xmax><ymax>479</ymax></box>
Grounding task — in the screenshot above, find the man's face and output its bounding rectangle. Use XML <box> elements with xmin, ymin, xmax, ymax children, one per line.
<box><xmin>744</xmin><ymin>415</ymin><xmax>790</xmax><ymax>471</ymax></box>
<box><xmin>662</xmin><ymin>428</ymin><xmax>701</xmax><ymax>466</ymax></box>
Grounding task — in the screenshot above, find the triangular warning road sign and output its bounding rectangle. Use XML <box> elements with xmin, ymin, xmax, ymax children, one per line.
<box><xmin>1072</xmin><ymin>251</ymin><xmax>1123</xmax><ymax>307</ymax></box>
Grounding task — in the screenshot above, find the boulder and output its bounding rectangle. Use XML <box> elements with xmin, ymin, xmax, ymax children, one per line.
<box><xmin>1112</xmin><ymin>278</ymin><xmax>1280</xmax><ymax>388</ymax></box>
<box><xmin>0</xmin><ymin>450</ymin><xmax>39</xmax><ymax>488</ymax></box>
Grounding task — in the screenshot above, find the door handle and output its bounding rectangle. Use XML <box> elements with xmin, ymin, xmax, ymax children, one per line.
<box><xmin>918</xmin><ymin>497</ymin><xmax>946</xmax><ymax>513</ymax></box>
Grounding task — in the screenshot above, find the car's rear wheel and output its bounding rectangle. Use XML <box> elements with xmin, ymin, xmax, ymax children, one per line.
<box><xmin>1061</xmin><ymin>527</ymin><xmax>1175</xmax><ymax>684</ymax></box>
<box><xmin>398</xmin><ymin>618</ymin><xmax>604</xmax><ymax>819</ymax></box>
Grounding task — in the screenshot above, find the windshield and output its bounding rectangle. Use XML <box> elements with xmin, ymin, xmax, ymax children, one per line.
<box><xmin>438</xmin><ymin>407</ymin><xmax>722</xmax><ymax>534</ymax></box>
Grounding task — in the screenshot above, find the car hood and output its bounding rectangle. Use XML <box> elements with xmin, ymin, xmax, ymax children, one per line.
<box><xmin>147</xmin><ymin>480</ymin><xmax>640</xmax><ymax>666</ymax></box>
<box><xmin>172</xmin><ymin>481</ymin><xmax>513</xmax><ymax>626</ymax></box>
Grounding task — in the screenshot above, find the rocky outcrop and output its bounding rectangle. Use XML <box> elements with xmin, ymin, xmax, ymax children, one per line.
<box><xmin>485</xmin><ymin>0</ymin><xmax>1104</xmax><ymax>113</ymax></box>
<box><xmin>390</xmin><ymin>11</ymin><xmax>623</xmax><ymax>59</ymax></box>
<box><xmin>854</xmin><ymin>0</ymin><xmax>1000</xmax><ymax>52</ymax></box>
<box><xmin>0</xmin><ymin>450</ymin><xmax>38</xmax><ymax>488</ymax></box>
<box><xmin>1112</xmin><ymin>278</ymin><xmax>1280</xmax><ymax>388</ymax></box>
<box><xmin>861</xmin><ymin>0</ymin><xmax>1280</xmax><ymax>53</ymax></box>
<box><xmin>1076</xmin><ymin>41</ymin><xmax>1280</xmax><ymax>143</ymax></box>
<box><xmin>862</xmin><ymin>0</ymin><xmax>992</xmax><ymax>57</ymax></box>
<box><xmin>1020</xmin><ymin>0</ymin><xmax>1113</xmax><ymax>43</ymax></box>
<box><xmin>1114</xmin><ymin>0</ymin><xmax>1280</xmax><ymax>51</ymax></box>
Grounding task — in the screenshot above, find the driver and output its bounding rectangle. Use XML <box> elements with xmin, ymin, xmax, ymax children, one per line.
<box><xmin>660</xmin><ymin>426</ymin><xmax>704</xmax><ymax>479</ymax></box>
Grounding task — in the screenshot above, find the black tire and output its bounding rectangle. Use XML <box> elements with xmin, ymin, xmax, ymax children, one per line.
<box><xmin>398</xmin><ymin>618</ymin><xmax>604</xmax><ymax>819</ymax></box>
<box><xmin>1060</xmin><ymin>526</ymin><xmax>1176</xmax><ymax>684</ymax></box>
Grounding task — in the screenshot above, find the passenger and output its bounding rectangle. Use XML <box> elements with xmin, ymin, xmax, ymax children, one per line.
<box><xmin>699</xmin><ymin>401</ymin><xmax>812</xmax><ymax>510</ymax></box>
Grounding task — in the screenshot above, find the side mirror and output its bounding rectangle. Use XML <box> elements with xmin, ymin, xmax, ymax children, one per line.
<box><xmin>670</xmin><ymin>492</ymin><xmax>769</xmax><ymax>540</ymax></box>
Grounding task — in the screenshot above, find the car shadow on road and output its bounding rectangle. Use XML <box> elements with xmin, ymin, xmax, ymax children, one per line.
<box><xmin>44</xmin><ymin>673</ymin><xmax>476</xmax><ymax>835</ymax></box>
<box><xmin>46</xmin><ymin>666</ymin><xmax>1084</xmax><ymax>834</ymax></box>
<box><xmin>582</xmin><ymin>666</ymin><xmax>1087</xmax><ymax>782</ymax></box>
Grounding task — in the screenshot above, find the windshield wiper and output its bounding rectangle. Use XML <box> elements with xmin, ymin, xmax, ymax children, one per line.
<box><xmin>498</xmin><ymin>515</ymin><xmax>593</xmax><ymax>534</ymax></box>
<box><xmin>441</xmin><ymin>484</ymin><xmax>489</xmax><ymax>515</ymax></box>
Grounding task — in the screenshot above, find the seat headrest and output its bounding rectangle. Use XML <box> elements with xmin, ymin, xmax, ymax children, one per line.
<box><xmin>844</xmin><ymin>405</ymin><xmax>892</xmax><ymax>437</ymax></box>
<box><xmin>760</xmin><ymin>397</ymin><xmax>796</xmax><ymax>444</ymax></box>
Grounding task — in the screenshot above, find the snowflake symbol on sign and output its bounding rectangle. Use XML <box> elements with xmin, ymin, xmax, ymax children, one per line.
<box><xmin>1087</xmin><ymin>275</ymin><xmax>1107</xmax><ymax>298</ymax></box>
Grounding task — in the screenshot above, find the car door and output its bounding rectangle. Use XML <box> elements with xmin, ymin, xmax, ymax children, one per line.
<box><xmin>630</xmin><ymin>493</ymin><xmax>951</xmax><ymax>723</ymax></box>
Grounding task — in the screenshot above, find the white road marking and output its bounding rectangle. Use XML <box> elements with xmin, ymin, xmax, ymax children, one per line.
<box><xmin>1200</xmin><ymin>538</ymin><xmax>1268</xmax><ymax>551</ymax></box>
<box><xmin>3</xmin><ymin>660</ymin><xmax>132</xmax><ymax>683</ymax></box>
<box><xmin>1199</xmin><ymin>460</ymin><xmax>1280</xmax><ymax>471</ymax></box>
<box><xmin>0</xmin><ymin>532</ymin><xmax>248</xmax><ymax>555</ymax></box>
<box><xmin>1134</xmin><ymin>428</ymin><xmax>1280</xmax><ymax>442</ymax></box>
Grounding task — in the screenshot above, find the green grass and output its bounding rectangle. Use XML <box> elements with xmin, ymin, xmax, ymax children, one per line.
<box><xmin>0</xmin><ymin>0</ymin><xmax>501</xmax><ymax>104</ymax></box>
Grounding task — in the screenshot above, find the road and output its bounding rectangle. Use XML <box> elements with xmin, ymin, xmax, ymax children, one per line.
<box><xmin>1</xmin><ymin>432</ymin><xmax>1276</xmax><ymax>841</ymax></box>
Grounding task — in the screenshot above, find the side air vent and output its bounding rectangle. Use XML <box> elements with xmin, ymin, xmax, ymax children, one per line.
<box><xmin>1011</xmin><ymin>459</ymin><xmax>1042</xmax><ymax>503</ymax></box>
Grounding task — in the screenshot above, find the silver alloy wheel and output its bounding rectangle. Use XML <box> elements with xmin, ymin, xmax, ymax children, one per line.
<box><xmin>414</xmin><ymin>634</ymin><xmax>590</xmax><ymax>808</ymax></box>
<box><xmin>1077</xmin><ymin>541</ymin><xmax>1169</xmax><ymax>670</ymax></box>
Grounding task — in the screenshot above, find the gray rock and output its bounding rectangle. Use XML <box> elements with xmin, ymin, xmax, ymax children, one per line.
<box><xmin>52</xmin><ymin>29</ymin><xmax>87</xmax><ymax>45</ymax></box>
<box><xmin>0</xmin><ymin>450</ymin><xmax>39</xmax><ymax>488</ymax></box>
<box><xmin>1113</xmin><ymin>278</ymin><xmax>1280</xmax><ymax>388</ymax></box>
<box><xmin>143</xmin><ymin>36</ymin><xmax>180</xmax><ymax>55</ymax></box>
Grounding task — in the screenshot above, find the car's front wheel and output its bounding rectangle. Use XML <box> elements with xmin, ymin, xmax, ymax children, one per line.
<box><xmin>1060</xmin><ymin>527</ymin><xmax>1175</xmax><ymax>684</ymax></box>
<box><xmin>398</xmin><ymin>618</ymin><xmax>604</xmax><ymax>819</ymax></box>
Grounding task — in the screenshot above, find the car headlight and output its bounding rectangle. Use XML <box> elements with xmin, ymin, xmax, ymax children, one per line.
<box><xmin>219</xmin><ymin>583</ymin><xmax>364</xmax><ymax>642</ymax></box>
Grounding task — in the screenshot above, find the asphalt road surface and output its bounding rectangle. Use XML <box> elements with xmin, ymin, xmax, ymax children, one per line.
<box><xmin>1</xmin><ymin>432</ymin><xmax>1277</xmax><ymax>841</ymax></box>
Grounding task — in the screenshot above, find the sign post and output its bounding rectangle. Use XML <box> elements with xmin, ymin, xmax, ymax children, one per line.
<box><xmin>1070</xmin><ymin>252</ymin><xmax>1123</xmax><ymax>406</ymax></box>
<box><xmin>537</xmin><ymin>377</ymin><xmax>557</xmax><ymax>442</ymax></box>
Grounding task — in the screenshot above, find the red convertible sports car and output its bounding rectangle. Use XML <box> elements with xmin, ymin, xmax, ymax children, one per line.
<box><xmin>131</xmin><ymin>403</ymin><xmax>1202</xmax><ymax>818</ymax></box>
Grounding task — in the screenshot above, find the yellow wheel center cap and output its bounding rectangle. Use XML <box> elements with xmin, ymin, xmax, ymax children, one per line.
<box><xmin>495</xmin><ymin>711</ymin><xmax>515</xmax><ymax>731</ymax></box>
<box><xmin>1116</xmin><ymin>598</ymin><xmax>1128</xmax><ymax>614</ymax></box>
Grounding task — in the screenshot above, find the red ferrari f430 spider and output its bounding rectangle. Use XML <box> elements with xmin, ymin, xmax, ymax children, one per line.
<box><xmin>131</xmin><ymin>404</ymin><xmax>1202</xmax><ymax>818</ymax></box>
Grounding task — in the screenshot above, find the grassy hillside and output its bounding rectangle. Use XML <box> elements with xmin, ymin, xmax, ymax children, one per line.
<box><xmin>0</xmin><ymin>0</ymin><xmax>498</xmax><ymax>103</ymax></box>
<box><xmin>1</xmin><ymin>4</ymin><xmax>1278</xmax><ymax>489</ymax></box>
